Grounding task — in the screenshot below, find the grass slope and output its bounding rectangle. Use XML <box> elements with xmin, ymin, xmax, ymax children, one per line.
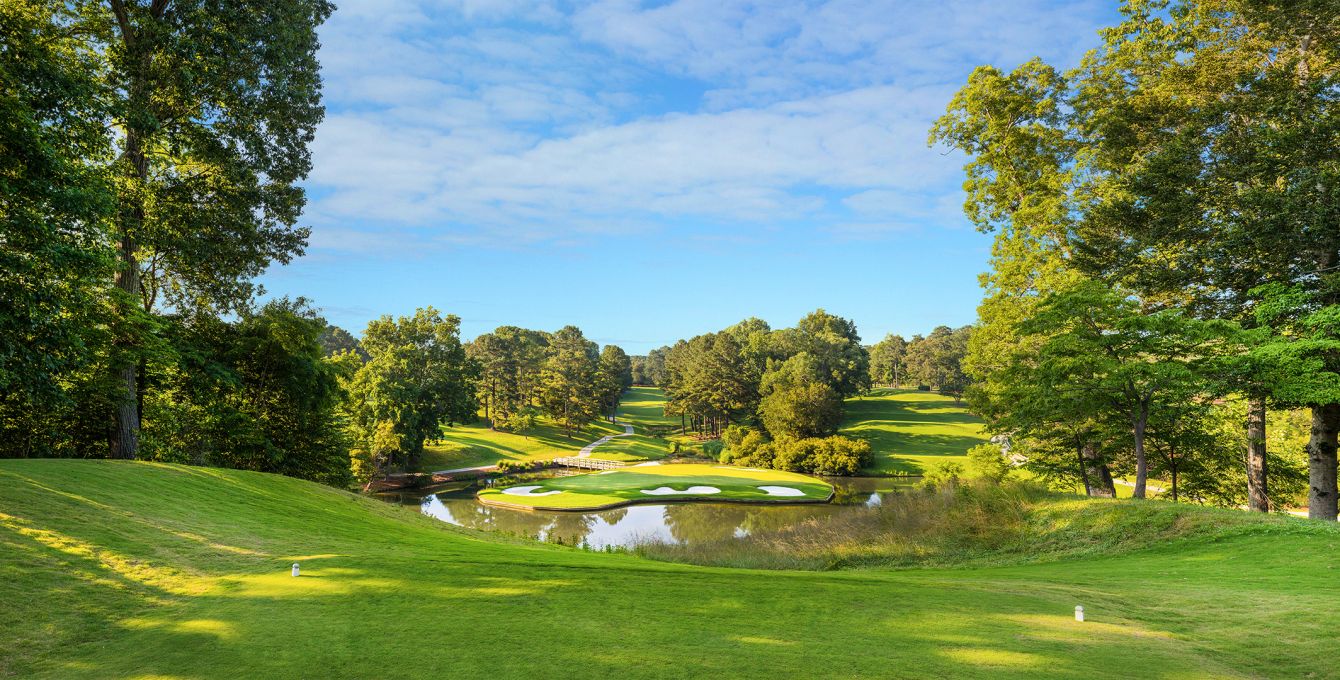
<box><xmin>477</xmin><ymin>463</ymin><xmax>833</xmax><ymax>510</ymax></box>
<box><xmin>420</xmin><ymin>387</ymin><xmax>677</xmax><ymax>471</ymax></box>
<box><xmin>4</xmin><ymin>460</ymin><xmax>1339</xmax><ymax>679</ymax></box>
<box><xmin>841</xmin><ymin>388</ymin><xmax>990</xmax><ymax>475</ymax></box>
<box><xmin>418</xmin><ymin>417</ymin><xmax>625</xmax><ymax>471</ymax></box>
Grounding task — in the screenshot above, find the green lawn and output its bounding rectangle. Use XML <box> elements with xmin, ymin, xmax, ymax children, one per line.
<box><xmin>841</xmin><ymin>388</ymin><xmax>990</xmax><ymax>475</ymax></box>
<box><xmin>478</xmin><ymin>463</ymin><xmax>833</xmax><ymax>510</ymax></box>
<box><xmin>3</xmin><ymin>459</ymin><xmax>1338</xmax><ymax>678</ymax></box>
<box><xmin>618</xmin><ymin>386</ymin><xmax>681</xmax><ymax>431</ymax></box>
<box><xmin>418</xmin><ymin>417</ymin><xmax>625</xmax><ymax>471</ymax></box>
<box><xmin>420</xmin><ymin>388</ymin><xmax>678</xmax><ymax>471</ymax></box>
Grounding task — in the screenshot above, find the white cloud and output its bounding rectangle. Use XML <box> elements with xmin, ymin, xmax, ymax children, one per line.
<box><xmin>301</xmin><ymin>0</ymin><xmax>1110</xmax><ymax>253</ymax></box>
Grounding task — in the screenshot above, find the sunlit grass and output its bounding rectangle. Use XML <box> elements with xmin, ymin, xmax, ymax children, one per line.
<box><xmin>3</xmin><ymin>460</ymin><xmax>1338</xmax><ymax>678</ymax></box>
<box><xmin>841</xmin><ymin>388</ymin><xmax>990</xmax><ymax>475</ymax></box>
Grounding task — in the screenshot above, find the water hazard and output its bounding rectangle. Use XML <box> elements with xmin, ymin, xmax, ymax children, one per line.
<box><xmin>377</xmin><ymin>474</ymin><xmax>915</xmax><ymax>550</ymax></box>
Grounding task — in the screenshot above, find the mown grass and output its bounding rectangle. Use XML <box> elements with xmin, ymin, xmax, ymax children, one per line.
<box><xmin>841</xmin><ymin>388</ymin><xmax>990</xmax><ymax>475</ymax></box>
<box><xmin>3</xmin><ymin>460</ymin><xmax>1339</xmax><ymax>678</ymax></box>
<box><xmin>478</xmin><ymin>463</ymin><xmax>833</xmax><ymax>510</ymax></box>
<box><xmin>418</xmin><ymin>417</ymin><xmax>625</xmax><ymax>471</ymax></box>
<box><xmin>421</xmin><ymin>388</ymin><xmax>679</xmax><ymax>471</ymax></box>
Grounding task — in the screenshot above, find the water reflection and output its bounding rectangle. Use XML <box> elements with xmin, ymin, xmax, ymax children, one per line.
<box><xmin>378</xmin><ymin>475</ymin><xmax>915</xmax><ymax>550</ymax></box>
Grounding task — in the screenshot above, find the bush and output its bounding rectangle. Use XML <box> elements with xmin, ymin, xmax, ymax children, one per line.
<box><xmin>966</xmin><ymin>443</ymin><xmax>1013</xmax><ymax>483</ymax></box>
<box><xmin>917</xmin><ymin>384</ymin><xmax>930</xmax><ymax>391</ymax></box>
<box><xmin>919</xmin><ymin>461</ymin><xmax>964</xmax><ymax>490</ymax></box>
<box><xmin>495</xmin><ymin>459</ymin><xmax>546</xmax><ymax>474</ymax></box>
<box><xmin>722</xmin><ymin>428</ymin><xmax>870</xmax><ymax>476</ymax></box>
<box><xmin>701</xmin><ymin>440</ymin><xmax>724</xmax><ymax>457</ymax></box>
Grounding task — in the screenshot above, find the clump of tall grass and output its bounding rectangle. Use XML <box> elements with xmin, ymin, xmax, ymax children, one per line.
<box><xmin>631</xmin><ymin>480</ymin><xmax>1310</xmax><ymax>571</ymax></box>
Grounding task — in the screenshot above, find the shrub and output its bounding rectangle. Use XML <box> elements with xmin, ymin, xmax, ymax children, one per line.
<box><xmin>966</xmin><ymin>443</ymin><xmax>1013</xmax><ymax>483</ymax></box>
<box><xmin>701</xmin><ymin>440</ymin><xmax>724</xmax><ymax>457</ymax></box>
<box><xmin>495</xmin><ymin>459</ymin><xmax>546</xmax><ymax>474</ymax></box>
<box><xmin>919</xmin><ymin>461</ymin><xmax>964</xmax><ymax>490</ymax></box>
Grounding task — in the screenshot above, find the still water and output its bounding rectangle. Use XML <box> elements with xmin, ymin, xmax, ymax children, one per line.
<box><xmin>378</xmin><ymin>475</ymin><xmax>915</xmax><ymax>550</ymax></box>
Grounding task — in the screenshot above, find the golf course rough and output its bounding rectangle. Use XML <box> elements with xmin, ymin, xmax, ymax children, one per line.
<box><xmin>477</xmin><ymin>463</ymin><xmax>834</xmax><ymax>510</ymax></box>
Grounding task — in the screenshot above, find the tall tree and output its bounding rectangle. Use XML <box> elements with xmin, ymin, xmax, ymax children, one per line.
<box><xmin>0</xmin><ymin>1</ymin><xmax>115</xmax><ymax>457</ymax></box>
<box><xmin>869</xmin><ymin>334</ymin><xmax>908</xmax><ymax>387</ymax></box>
<box><xmin>596</xmin><ymin>345</ymin><xmax>633</xmax><ymax>422</ymax></box>
<box><xmin>758</xmin><ymin>353</ymin><xmax>844</xmax><ymax>439</ymax></box>
<box><xmin>538</xmin><ymin>326</ymin><xmax>600</xmax><ymax>438</ymax></box>
<box><xmin>342</xmin><ymin>308</ymin><xmax>476</xmax><ymax>476</ymax></box>
<box><xmin>1018</xmin><ymin>282</ymin><xmax>1232</xmax><ymax>498</ymax></box>
<box><xmin>86</xmin><ymin>0</ymin><xmax>333</xmax><ymax>459</ymax></box>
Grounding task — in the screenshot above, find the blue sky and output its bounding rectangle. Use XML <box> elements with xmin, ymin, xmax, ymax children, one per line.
<box><xmin>259</xmin><ymin>0</ymin><xmax>1121</xmax><ymax>354</ymax></box>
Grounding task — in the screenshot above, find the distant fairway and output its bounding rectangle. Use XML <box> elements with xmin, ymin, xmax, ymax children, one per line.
<box><xmin>841</xmin><ymin>388</ymin><xmax>989</xmax><ymax>475</ymax></box>
<box><xmin>419</xmin><ymin>387</ymin><xmax>676</xmax><ymax>471</ymax></box>
<box><xmin>419</xmin><ymin>417</ymin><xmax>626</xmax><ymax>471</ymax></box>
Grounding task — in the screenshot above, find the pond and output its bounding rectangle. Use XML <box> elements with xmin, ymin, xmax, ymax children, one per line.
<box><xmin>376</xmin><ymin>474</ymin><xmax>917</xmax><ymax>550</ymax></box>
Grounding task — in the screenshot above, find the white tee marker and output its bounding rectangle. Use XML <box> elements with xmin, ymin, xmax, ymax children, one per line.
<box><xmin>292</xmin><ymin>563</ymin><xmax>300</xmax><ymax>577</ymax></box>
<box><xmin>1075</xmin><ymin>605</ymin><xmax>1084</xmax><ymax>622</ymax></box>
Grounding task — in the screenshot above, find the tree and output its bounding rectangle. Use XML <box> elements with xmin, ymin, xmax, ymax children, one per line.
<box><xmin>0</xmin><ymin>1</ymin><xmax>115</xmax><ymax>457</ymax></box>
<box><xmin>758</xmin><ymin>353</ymin><xmax>844</xmax><ymax>439</ymax></box>
<box><xmin>596</xmin><ymin>345</ymin><xmax>633</xmax><ymax>421</ymax></box>
<box><xmin>1021</xmin><ymin>0</ymin><xmax>1340</xmax><ymax>515</ymax></box>
<box><xmin>643</xmin><ymin>347</ymin><xmax>669</xmax><ymax>386</ymax></box>
<box><xmin>778</xmin><ymin>309</ymin><xmax>870</xmax><ymax>398</ymax></box>
<box><xmin>869</xmin><ymin>334</ymin><xmax>908</xmax><ymax>387</ymax></box>
<box><xmin>538</xmin><ymin>326</ymin><xmax>601</xmax><ymax>438</ymax></box>
<box><xmin>1017</xmin><ymin>282</ymin><xmax>1233</xmax><ymax>498</ymax></box>
<box><xmin>467</xmin><ymin>326</ymin><xmax>548</xmax><ymax>429</ymax></box>
<box><xmin>905</xmin><ymin>326</ymin><xmax>972</xmax><ymax>400</ymax></box>
<box><xmin>342</xmin><ymin>308</ymin><xmax>476</xmax><ymax>476</ymax></box>
<box><xmin>80</xmin><ymin>0</ymin><xmax>333</xmax><ymax>459</ymax></box>
<box><xmin>318</xmin><ymin>324</ymin><xmax>367</xmax><ymax>361</ymax></box>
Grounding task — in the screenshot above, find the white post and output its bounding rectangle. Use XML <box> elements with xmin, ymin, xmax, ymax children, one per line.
<box><xmin>1074</xmin><ymin>605</ymin><xmax>1084</xmax><ymax>622</ymax></box>
<box><xmin>292</xmin><ymin>563</ymin><xmax>300</xmax><ymax>577</ymax></box>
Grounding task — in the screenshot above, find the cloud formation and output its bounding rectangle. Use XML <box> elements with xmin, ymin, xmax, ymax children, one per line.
<box><xmin>305</xmin><ymin>0</ymin><xmax>1110</xmax><ymax>252</ymax></box>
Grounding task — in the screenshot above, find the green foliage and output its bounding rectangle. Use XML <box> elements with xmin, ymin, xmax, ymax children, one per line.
<box><xmin>139</xmin><ymin>299</ymin><xmax>350</xmax><ymax>485</ymax></box>
<box><xmin>758</xmin><ymin>353</ymin><xmax>843</xmax><ymax>438</ymax></box>
<box><xmin>342</xmin><ymin>308</ymin><xmax>476</xmax><ymax>477</ymax></box>
<box><xmin>966</xmin><ymin>443</ymin><xmax>1013</xmax><ymax>483</ymax></box>
<box><xmin>918</xmin><ymin>461</ymin><xmax>965</xmax><ymax>490</ymax></box>
<box><xmin>537</xmin><ymin>326</ymin><xmax>601</xmax><ymax>438</ymax></box>
<box><xmin>723</xmin><ymin>426</ymin><xmax>871</xmax><ymax>476</ymax></box>
<box><xmin>0</xmin><ymin>0</ymin><xmax>115</xmax><ymax>457</ymax></box>
<box><xmin>903</xmin><ymin>325</ymin><xmax>972</xmax><ymax>399</ymax></box>
<box><xmin>868</xmin><ymin>334</ymin><xmax>908</xmax><ymax>386</ymax></box>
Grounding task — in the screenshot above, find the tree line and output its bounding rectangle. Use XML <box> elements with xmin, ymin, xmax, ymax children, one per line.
<box><xmin>933</xmin><ymin>0</ymin><xmax>1340</xmax><ymax>519</ymax></box>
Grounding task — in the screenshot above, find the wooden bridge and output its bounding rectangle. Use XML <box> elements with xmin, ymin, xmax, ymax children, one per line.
<box><xmin>553</xmin><ymin>457</ymin><xmax>626</xmax><ymax>471</ymax></box>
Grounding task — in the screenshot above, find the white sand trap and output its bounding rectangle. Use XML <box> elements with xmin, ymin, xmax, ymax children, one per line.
<box><xmin>757</xmin><ymin>485</ymin><xmax>806</xmax><ymax>497</ymax></box>
<box><xmin>640</xmin><ymin>485</ymin><xmax>721</xmax><ymax>496</ymax></box>
<box><xmin>500</xmin><ymin>485</ymin><xmax>562</xmax><ymax>497</ymax></box>
<box><xmin>633</xmin><ymin>461</ymin><xmax>662</xmax><ymax>467</ymax></box>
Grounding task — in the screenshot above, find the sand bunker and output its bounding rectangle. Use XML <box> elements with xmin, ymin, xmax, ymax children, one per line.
<box><xmin>633</xmin><ymin>461</ymin><xmax>662</xmax><ymax>467</ymax></box>
<box><xmin>500</xmin><ymin>485</ymin><xmax>562</xmax><ymax>497</ymax></box>
<box><xmin>639</xmin><ymin>485</ymin><xmax>721</xmax><ymax>496</ymax></box>
<box><xmin>757</xmin><ymin>485</ymin><xmax>805</xmax><ymax>497</ymax></box>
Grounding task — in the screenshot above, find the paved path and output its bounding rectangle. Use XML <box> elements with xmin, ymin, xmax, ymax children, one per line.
<box><xmin>578</xmin><ymin>420</ymin><xmax>634</xmax><ymax>458</ymax></box>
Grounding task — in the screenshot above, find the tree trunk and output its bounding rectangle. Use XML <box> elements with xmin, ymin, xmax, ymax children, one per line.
<box><xmin>1075</xmin><ymin>440</ymin><xmax>1091</xmax><ymax>496</ymax></box>
<box><xmin>1307</xmin><ymin>403</ymin><xmax>1340</xmax><ymax>521</ymax></box>
<box><xmin>1246</xmin><ymin>397</ymin><xmax>1269</xmax><ymax>512</ymax></box>
<box><xmin>1081</xmin><ymin>443</ymin><xmax>1115</xmax><ymax>498</ymax></box>
<box><xmin>110</xmin><ymin>233</ymin><xmax>141</xmax><ymax>460</ymax></box>
<box><xmin>1131</xmin><ymin>404</ymin><xmax>1149</xmax><ymax>499</ymax></box>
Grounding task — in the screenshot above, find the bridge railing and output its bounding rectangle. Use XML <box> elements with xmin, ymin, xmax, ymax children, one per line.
<box><xmin>553</xmin><ymin>457</ymin><xmax>627</xmax><ymax>471</ymax></box>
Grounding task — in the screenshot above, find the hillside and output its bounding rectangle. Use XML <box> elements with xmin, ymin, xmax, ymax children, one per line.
<box><xmin>841</xmin><ymin>388</ymin><xmax>989</xmax><ymax>475</ymax></box>
<box><xmin>4</xmin><ymin>460</ymin><xmax>1339</xmax><ymax>678</ymax></box>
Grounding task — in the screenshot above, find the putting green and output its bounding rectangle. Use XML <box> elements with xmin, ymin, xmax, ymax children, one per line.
<box><xmin>477</xmin><ymin>463</ymin><xmax>834</xmax><ymax>510</ymax></box>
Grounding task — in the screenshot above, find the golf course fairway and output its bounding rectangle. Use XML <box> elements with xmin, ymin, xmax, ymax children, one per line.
<box><xmin>4</xmin><ymin>460</ymin><xmax>1339</xmax><ymax>679</ymax></box>
<box><xmin>477</xmin><ymin>463</ymin><xmax>834</xmax><ymax>510</ymax></box>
